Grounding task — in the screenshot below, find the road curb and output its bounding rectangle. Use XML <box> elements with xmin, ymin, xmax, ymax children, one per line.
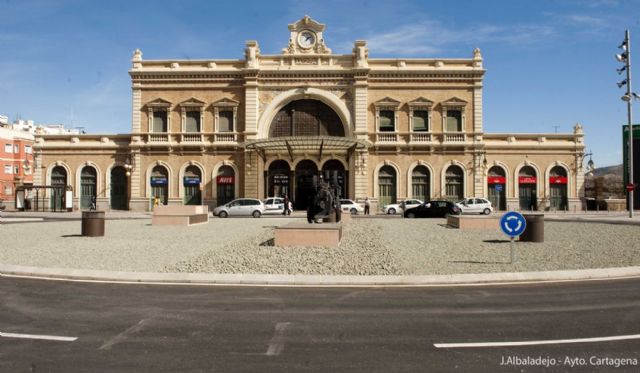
<box><xmin>2</xmin><ymin>264</ymin><xmax>640</xmax><ymax>287</ymax></box>
<box><xmin>544</xmin><ymin>217</ymin><xmax>640</xmax><ymax>225</ymax></box>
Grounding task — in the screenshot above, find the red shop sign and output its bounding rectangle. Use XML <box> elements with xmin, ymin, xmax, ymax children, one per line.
<box><xmin>549</xmin><ymin>176</ymin><xmax>568</xmax><ymax>184</ymax></box>
<box><xmin>519</xmin><ymin>176</ymin><xmax>537</xmax><ymax>184</ymax></box>
<box><xmin>487</xmin><ymin>176</ymin><xmax>506</xmax><ymax>184</ymax></box>
<box><xmin>216</xmin><ymin>176</ymin><xmax>234</xmax><ymax>184</ymax></box>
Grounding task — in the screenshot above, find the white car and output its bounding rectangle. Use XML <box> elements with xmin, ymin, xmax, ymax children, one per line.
<box><xmin>339</xmin><ymin>199</ymin><xmax>364</xmax><ymax>215</ymax></box>
<box><xmin>383</xmin><ymin>199</ymin><xmax>423</xmax><ymax>215</ymax></box>
<box><xmin>263</xmin><ymin>197</ymin><xmax>287</xmax><ymax>215</ymax></box>
<box><xmin>213</xmin><ymin>198</ymin><xmax>265</xmax><ymax>218</ymax></box>
<box><xmin>456</xmin><ymin>198</ymin><xmax>494</xmax><ymax>215</ymax></box>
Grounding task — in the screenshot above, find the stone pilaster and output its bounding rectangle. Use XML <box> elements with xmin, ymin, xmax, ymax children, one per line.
<box><xmin>354</xmin><ymin>150</ymin><xmax>369</xmax><ymax>200</ymax></box>
<box><xmin>244</xmin><ymin>80</ymin><xmax>259</xmax><ymax>140</ymax></box>
<box><xmin>243</xmin><ymin>150</ymin><xmax>259</xmax><ymax>198</ymax></box>
<box><xmin>473</xmin><ymin>82</ymin><xmax>483</xmax><ymax>134</ymax></box>
<box><xmin>131</xmin><ymin>86</ymin><xmax>142</xmax><ymax>133</ymax></box>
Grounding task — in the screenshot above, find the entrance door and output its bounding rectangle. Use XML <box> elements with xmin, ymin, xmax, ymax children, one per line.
<box><xmin>378</xmin><ymin>165</ymin><xmax>397</xmax><ymax>209</ymax></box>
<box><xmin>216</xmin><ymin>165</ymin><xmax>235</xmax><ymax>206</ymax></box>
<box><xmin>110</xmin><ymin>167</ymin><xmax>128</xmax><ymax>210</ymax></box>
<box><xmin>150</xmin><ymin>165</ymin><xmax>169</xmax><ymax>207</ymax></box>
<box><xmin>183</xmin><ymin>165</ymin><xmax>202</xmax><ymax>205</ymax></box>
<box><xmin>518</xmin><ymin>166</ymin><xmax>538</xmax><ymax>211</ymax></box>
<box><xmin>322</xmin><ymin>159</ymin><xmax>347</xmax><ymax>199</ymax></box>
<box><xmin>549</xmin><ymin>166</ymin><xmax>568</xmax><ymax>210</ymax></box>
<box><xmin>50</xmin><ymin>166</ymin><xmax>67</xmax><ymax>211</ymax></box>
<box><xmin>295</xmin><ymin>160</ymin><xmax>318</xmax><ymax>210</ymax></box>
<box><xmin>487</xmin><ymin>166</ymin><xmax>506</xmax><ymax>211</ymax></box>
<box><xmin>267</xmin><ymin>160</ymin><xmax>291</xmax><ymax>199</ymax></box>
<box><xmin>80</xmin><ymin>166</ymin><xmax>97</xmax><ymax>209</ymax></box>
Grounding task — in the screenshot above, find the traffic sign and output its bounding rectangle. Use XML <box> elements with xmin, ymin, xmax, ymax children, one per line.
<box><xmin>494</xmin><ymin>184</ymin><xmax>503</xmax><ymax>192</ymax></box>
<box><xmin>500</xmin><ymin>212</ymin><xmax>526</xmax><ymax>237</ymax></box>
<box><xmin>627</xmin><ymin>184</ymin><xmax>635</xmax><ymax>192</ymax></box>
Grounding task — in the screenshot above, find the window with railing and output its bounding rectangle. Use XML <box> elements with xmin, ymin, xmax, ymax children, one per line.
<box><xmin>151</xmin><ymin>111</ymin><xmax>168</xmax><ymax>133</ymax></box>
<box><xmin>212</xmin><ymin>98</ymin><xmax>239</xmax><ymax>142</ymax></box>
<box><xmin>218</xmin><ymin>111</ymin><xmax>234</xmax><ymax>132</ymax></box>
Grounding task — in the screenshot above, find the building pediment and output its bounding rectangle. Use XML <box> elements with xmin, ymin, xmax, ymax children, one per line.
<box><xmin>442</xmin><ymin>97</ymin><xmax>467</xmax><ymax>107</ymax></box>
<box><xmin>211</xmin><ymin>97</ymin><xmax>240</xmax><ymax>108</ymax></box>
<box><xmin>282</xmin><ymin>15</ymin><xmax>331</xmax><ymax>55</ymax></box>
<box><xmin>179</xmin><ymin>97</ymin><xmax>205</xmax><ymax>107</ymax></box>
<box><xmin>145</xmin><ymin>98</ymin><xmax>172</xmax><ymax>108</ymax></box>
<box><xmin>408</xmin><ymin>97</ymin><xmax>434</xmax><ymax>107</ymax></box>
<box><xmin>374</xmin><ymin>97</ymin><xmax>401</xmax><ymax>108</ymax></box>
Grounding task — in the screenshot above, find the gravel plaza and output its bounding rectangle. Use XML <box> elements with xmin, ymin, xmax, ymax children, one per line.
<box><xmin>1</xmin><ymin>215</ymin><xmax>639</xmax><ymax>276</ymax></box>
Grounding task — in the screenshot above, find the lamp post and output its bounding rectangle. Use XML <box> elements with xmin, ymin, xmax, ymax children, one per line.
<box><xmin>617</xmin><ymin>30</ymin><xmax>635</xmax><ymax>218</ymax></box>
<box><xmin>124</xmin><ymin>156</ymin><xmax>135</xmax><ymax>210</ymax></box>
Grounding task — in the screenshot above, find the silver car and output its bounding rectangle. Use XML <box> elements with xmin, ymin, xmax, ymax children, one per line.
<box><xmin>383</xmin><ymin>199</ymin><xmax>423</xmax><ymax>215</ymax></box>
<box><xmin>263</xmin><ymin>197</ymin><xmax>287</xmax><ymax>215</ymax></box>
<box><xmin>340</xmin><ymin>199</ymin><xmax>364</xmax><ymax>215</ymax></box>
<box><xmin>213</xmin><ymin>198</ymin><xmax>265</xmax><ymax>218</ymax></box>
<box><xmin>456</xmin><ymin>198</ymin><xmax>494</xmax><ymax>215</ymax></box>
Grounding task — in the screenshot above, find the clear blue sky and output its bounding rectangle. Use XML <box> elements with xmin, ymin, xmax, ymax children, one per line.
<box><xmin>1</xmin><ymin>0</ymin><xmax>639</xmax><ymax>167</ymax></box>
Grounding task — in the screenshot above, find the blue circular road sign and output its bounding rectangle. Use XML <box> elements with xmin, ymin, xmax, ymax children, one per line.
<box><xmin>500</xmin><ymin>212</ymin><xmax>527</xmax><ymax>237</ymax></box>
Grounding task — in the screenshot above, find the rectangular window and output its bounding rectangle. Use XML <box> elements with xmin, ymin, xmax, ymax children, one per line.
<box><xmin>218</xmin><ymin>111</ymin><xmax>234</xmax><ymax>132</ymax></box>
<box><xmin>4</xmin><ymin>165</ymin><xmax>12</xmax><ymax>174</ymax></box>
<box><xmin>446</xmin><ymin>110</ymin><xmax>462</xmax><ymax>132</ymax></box>
<box><xmin>413</xmin><ymin>110</ymin><xmax>429</xmax><ymax>131</ymax></box>
<box><xmin>25</xmin><ymin>145</ymin><xmax>32</xmax><ymax>154</ymax></box>
<box><xmin>379</xmin><ymin>110</ymin><xmax>395</xmax><ymax>132</ymax></box>
<box><xmin>4</xmin><ymin>144</ymin><xmax>12</xmax><ymax>153</ymax></box>
<box><xmin>185</xmin><ymin>111</ymin><xmax>200</xmax><ymax>133</ymax></box>
<box><xmin>152</xmin><ymin>111</ymin><xmax>167</xmax><ymax>132</ymax></box>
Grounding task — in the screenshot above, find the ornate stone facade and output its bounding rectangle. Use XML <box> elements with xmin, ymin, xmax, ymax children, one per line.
<box><xmin>33</xmin><ymin>16</ymin><xmax>586</xmax><ymax>212</ymax></box>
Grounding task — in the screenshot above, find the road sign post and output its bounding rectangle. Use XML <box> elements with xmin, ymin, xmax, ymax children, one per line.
<box><xmin>499</xmin><ymin>212</ymin><xmax>527</xmax><ymax>264</ymax></box>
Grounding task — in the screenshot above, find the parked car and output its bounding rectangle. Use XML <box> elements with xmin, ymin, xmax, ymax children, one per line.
<box><xmin>339</xmin><ymin>199</ymin><xmax>364</xmax><ymax>215</ymax></box>
<box><xmin>383</xmin><ymin>199</ymin><xmax>423</xmax><ymax>215</ymax></box>
<box><xmin>456</xmin><ymin>198</ymin><xmax>493</xmax><ymax>215</ymax></box>
<box><xmin>213</xmin><ymin>198</ymin><xmax>264</xmax><ymax>218</ymax></box>
<box><xmin>403</xmin><ymin>200</ymin><xmax>460</xmax><ymax>218</ymax></box>
<box><xmin>263</xmin><ymin>197</ymin><xmax>286</xmax><ymax>215</ymax></box>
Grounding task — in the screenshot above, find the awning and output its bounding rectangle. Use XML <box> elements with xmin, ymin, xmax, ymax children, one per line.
<box><xmin>243</xmin><ymin>136</ymin><xmax>370</xmax><ymax>162</ymax></box>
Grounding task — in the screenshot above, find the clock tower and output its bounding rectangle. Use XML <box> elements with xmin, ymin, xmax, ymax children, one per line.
<box><xmin>282</xmin><ymin>15</ymin><xmax>332</xmax><ymax>55</ymax></box>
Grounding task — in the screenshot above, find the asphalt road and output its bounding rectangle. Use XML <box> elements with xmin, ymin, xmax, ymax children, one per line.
<box><xmin>1</xmin><ymin>277</ymin><xmax>639</xmax><ymax>372</ymax></box>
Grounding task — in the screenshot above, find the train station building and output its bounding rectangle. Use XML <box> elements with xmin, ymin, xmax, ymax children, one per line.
<box><xmin>32</xmin><ymin>16</ymin><xmax>587</xmax><ymax>212</ymax></box>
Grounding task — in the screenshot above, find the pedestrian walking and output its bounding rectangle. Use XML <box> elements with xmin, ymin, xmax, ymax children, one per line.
<box><xmin>287</xmin><ymin>200</ymin><xmax>293</xmax><ymax>215</ymax></box>
<box><xmin>364</xmin><ymin>197</ymin><xmax>370</xmax><ymax>215</ymax></box>
<box><xmin>282</xmin><ymin>195</ymin><xmax>289</xmax><ymax>215</ymax></box>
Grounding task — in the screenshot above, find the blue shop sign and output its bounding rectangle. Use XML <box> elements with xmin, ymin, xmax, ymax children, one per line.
<box><xmin>150</xmin><ymin>176</ymin><xmax>168</xmax><ymax>186</ymax></box>
<box><xmin>183</xmin><ymin>177</ymin><xmax>201</xmax><ymax>186</ymax></box>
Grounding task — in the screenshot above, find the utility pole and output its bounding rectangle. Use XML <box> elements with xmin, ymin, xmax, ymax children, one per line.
<box><xmin>617</xmin><ymin>30</ymin><xmax>634</xmax><ymax>218</ymax></box>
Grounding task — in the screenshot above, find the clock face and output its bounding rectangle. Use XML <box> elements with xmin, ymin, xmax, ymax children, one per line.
<box><xmin>298</xmin><ymin>30</ymin><xmax>316</xmax><ymax>48</ymax></box>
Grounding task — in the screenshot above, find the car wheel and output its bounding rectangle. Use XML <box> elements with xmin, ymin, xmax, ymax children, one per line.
<box><xmin>388</xmin><ymin>208</ymin><xmax>396</xmax><ymax>215</ymax></box>
<box><xmin>219</xmin><ymin>211</ymin><xmax>228</xmax><ymax>218</ymax></box>
<box><xmin>407</xmin><ymin>212</ymin><xmax>416</xmax><ymax>219</ymax></box>
<box><xmin>350</xmin><ymin>208</ymin><xmax>357</xmax><ymax>215</ymax></box>
<box><xmin>252</xmin><ymin>210</ymin><xmax>262</xmax><ymax>218</ymax></box>
<box><xmin>483</xmin><ymin>208</ymin><xmax>491</xmax><ymax>215</ymax></box>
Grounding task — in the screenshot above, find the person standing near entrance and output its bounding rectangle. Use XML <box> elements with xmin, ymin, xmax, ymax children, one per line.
<box><xmin>364</xmin><ymin>197</ymin><xmax>370</xmax><ymax>215</ymax></box>
<box><xmin>282</xmin><ymin>195</ymin><xmax>289</xmax><ymax>215</ymax></box>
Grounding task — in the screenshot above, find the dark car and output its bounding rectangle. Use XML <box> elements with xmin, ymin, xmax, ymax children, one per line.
<box><xmin>403</xmin><ymin>200</ymin><xmax>460</xmax><ymax>218</ymax></box>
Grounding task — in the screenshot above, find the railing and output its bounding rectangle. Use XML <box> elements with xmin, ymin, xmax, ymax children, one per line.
<box><xmin>181</xmin><ymin>133</ymin><xmax>204</xmax><ymax>143</ymax></box>
<box><xmin>214</xmin><ymin>132</ymin><xmax>238</xmax><ymax>142</ymax></box>
<box><xmin>148</xmin><ymin>133</ymin><xmax>170</xmax><ymax>143</ymax></box>
<box><xmin>409</xmin><ymin>132</ymin><xmax>432</xmax><ymax>142</ymax></box>
<box><xmin>376</xmin><ymin>132</ymin><xmax>399</xmax><ymax>143</ymax></box>
<box><xmin>443</xmin><ymin>133</ymin><xmax>466</xmax><ymax>142</ymax></box>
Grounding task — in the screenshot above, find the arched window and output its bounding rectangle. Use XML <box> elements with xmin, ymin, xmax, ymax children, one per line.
<box><xmin>80</xmin><ymin>166</ymin><xmax>97</xmax><ymax>210</ymax></box>
<box><xmin>322</xmin><ymin>160</ymin><xmax>347</xmax><ymax>199</ymax></box>
<box><xmin>445</xmin><ymin>165</ymin><xmax>464</xmax><ymax>201</ymax></box>
<box><xmin>411</xmin><ymin>166</ymin><xmax>430</xmax><ymax>201</ymax></box>
<box><xmin>51</xmin><ymin>166</ymin><xmax>67</xmax><ymax>211</ymax></box>
<box><xmin>487</xmin><ymin>166</ymin><xmax>506</xmax><ymax>211</ymax></box>
<box><xmin>269</xmin><ymin>100</ymin><xmax>344</xmax><ymax>137</ymax></box>
<box><xmin>295</xmin><ymin>160</ymin><xmax>319</xmax><ymax>210</ymax></box>
<box><xmin>378</xmin><ymin>165</ymin><xmax>397</xmax><ymax>208</ymax></box>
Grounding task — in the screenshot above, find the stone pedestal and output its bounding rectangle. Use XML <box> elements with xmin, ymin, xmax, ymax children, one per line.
<box><xmin>274</xmin><ymin>223</ymin><xmax>342</xmax><ymax>247</ymax></box>
<box><xmin>152</xmin><ymin>205</ymin><xmax>209</xmax><ymax>226</ymax></box>
<box><xmin>447</xmin><ymin>215</ymin><xmax>500</xmax><ymax>230</ymax></box>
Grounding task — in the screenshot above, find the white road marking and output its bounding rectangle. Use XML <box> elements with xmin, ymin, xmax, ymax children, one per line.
<box><xmin>98</xmin><ymin>319</ymin><xmax>148</xmax><ymax>350</ymax></box>
<box><xmin>434</xmin><ymin>333</ymin><xmax>640</xmax><ymax>348</ymax></box>
<box><xmin>265</xmin><ymin>322</ymin><xmax>291</xmax><ymax>356</ymax></box>
<box><xmin>0</xmin><ymin>331</ymin><xmax>77</xmax><ymax>342</ymax></box>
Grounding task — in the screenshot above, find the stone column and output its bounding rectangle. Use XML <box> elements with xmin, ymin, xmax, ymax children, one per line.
<box><xmin>243</xmin><ymin>150</ymin><xmax>259</xmax><ymax>198</ymax></box>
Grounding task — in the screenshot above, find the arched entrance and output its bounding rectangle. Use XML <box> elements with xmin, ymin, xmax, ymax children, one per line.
<box><xmin>150</xmin><ymin>165</ymin><xmax>169</xmax><ymax>206</ymax></box>
<box><xmin>216</xmin><ymin>165</ymin><xmax>235</xmax><ymax>206</ymax></box>
<box><xmin>445</xmin><ymin>165</ymin><xmax>464</xmax><ymax>201</ymax></box>
<box><xmin>487</xmin><ymin>166</ymin><xmax>506</xmax><ymax>211</ymax></box>
<box><xmin>110</xmin><ymin>166</ymin><xmax>128</xmax><ymax>210</ymax></box>
<box><xmin>411</xmin><ymin>165</ymin><xmax>430</xmax><ymax>201</ymax></box>
<box><xmin>378</xmin><ymin>165</ymin><xmax>397</xmax><ymax>208</ymax></box>
<box><xmin>50</xmin><ymin>166</ymin><xmax>67</xmax><ymax>211</ymax></box>
<box><xmin>80</xmin><ymin>166</ymin><xmax>97</xmax><ymax>209</ymax></box>
<box><xmin>519</xmin><ymin>166</ymin><xmax>538</xmax><ymax>210</ymax></box>
<box><xmin>295</xmin><ymin>160</ymin><xmax>318</xmax><ymax>210</ymax></box>
<box><xmin>267</xmin><ymin>160</ymin><xmax>291</xmax><ymax>199</ymax></box>
<box><xmin>183</xmin><ymin>165</ymin><xmax>202</xmax><ymax>205</ymax></box>
<box><xmin>322</xmin><ymin>160</ymin><xmax>347</xmax><ymax>199</ymax></box>
<box><xmin>549</xmin><ymin>166</ymin><xmax>568</xmax><ymax>210</ymax></box>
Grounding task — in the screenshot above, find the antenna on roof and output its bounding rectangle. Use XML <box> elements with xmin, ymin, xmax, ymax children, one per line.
<box><xmin>552</xmin><ymin>125</ymin><xmax>560</xmax><ymax>133</ymax></box>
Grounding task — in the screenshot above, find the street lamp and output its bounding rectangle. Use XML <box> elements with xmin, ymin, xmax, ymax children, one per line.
<box><xmin>617</xmin><ymin>30</ymin><xmax>635</xmax><ymax>218</ymax></box>
<box><xmin>124</xmin><ymin>156</ymin><xmax>135</xmax><ymax>177</ymax></box>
